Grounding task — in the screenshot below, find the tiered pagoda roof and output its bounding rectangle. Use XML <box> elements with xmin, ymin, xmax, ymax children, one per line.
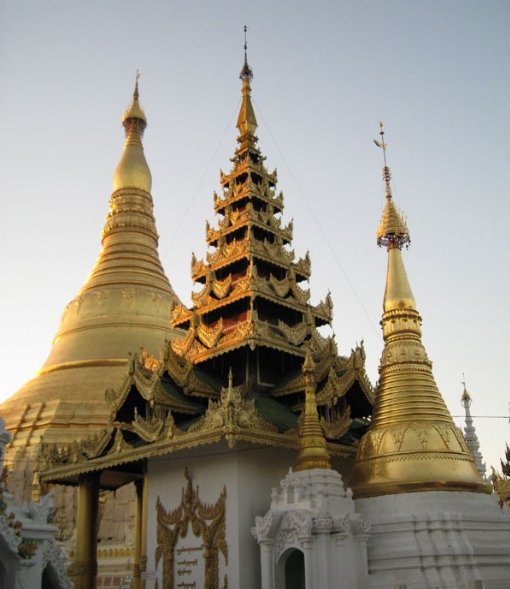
<box><xmin>169</xmin><ymin>52</ymin><xmax>373</xmax><ymax>426</ymax></box>
<box><xmin>39</xmin><ymin>55</ymin><xmax>375</xmax><ymax>487</ymax></box>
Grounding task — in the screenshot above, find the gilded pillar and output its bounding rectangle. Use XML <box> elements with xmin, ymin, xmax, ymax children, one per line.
<box><xmin>133</xmin><ymin>479</ymin><xmax>143</xmax><ymax>589</ymax></box>
<box><xmin>133</xmin><ymin>464</ymin><xmax>148</xmax><ymax>589</ymax></box>
<box><xmin>69</xmin><ymin>473</ymin><xmax>100</xmax><ymax>589</ymax></box>
<box><xmin>140</xmin><ymin>466</ymin><xmax>148</xmax><ymax>589</ymax></box>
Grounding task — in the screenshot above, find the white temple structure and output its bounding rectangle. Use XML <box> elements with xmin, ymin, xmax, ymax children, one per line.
<box><xmin>0</xmin><ymin>417</ymin><xmax>70</xmax><ymax>589</ymax></box>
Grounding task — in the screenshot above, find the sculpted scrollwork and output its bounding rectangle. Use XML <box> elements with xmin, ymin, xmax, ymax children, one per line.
<box><xmin>188</xmin><ymin>376</ymin><xmax>277</xmax><ymax>445</ymax></box>
<box><xmin>155</xmin><ymin>469</ymin><xmax>227</xmax><ymax>589</ymax></box>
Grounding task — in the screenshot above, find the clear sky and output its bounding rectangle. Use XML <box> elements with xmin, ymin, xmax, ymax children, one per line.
<box><xmin>1</xmin><ymin>1</ymin><xmax>509</xmax><ymax>471</ymax></box>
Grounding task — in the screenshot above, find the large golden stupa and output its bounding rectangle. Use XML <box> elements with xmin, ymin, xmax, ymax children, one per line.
<box><xmin>350</xmin><ymin>124</ymin><xmax>490</xmax><ymax>498</ymax></box>
<box><xmin>0</xmin><ymin>79</ymin><xmax>181</xmax><ymax>479</ymax></box>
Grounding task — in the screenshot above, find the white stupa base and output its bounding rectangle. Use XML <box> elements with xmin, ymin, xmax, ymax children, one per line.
<box><xmin>253</xmin><ymin>468</ymin><xmax>370</xmax><ymax>589</ymax></box>
<box><xmin>356</xmin><ymin>491</ymin><xmax>510</xmax><ymax>589</ymax></box>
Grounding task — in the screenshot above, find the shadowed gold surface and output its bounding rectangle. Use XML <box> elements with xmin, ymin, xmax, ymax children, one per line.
<box><xmin>0</xmin><ymin>81</ymin><xmax>181</xmax><ymax>452</ymax></box>
<box><xmin>350</xmin><ymin>134</ymin><xmax>490</xmax><ymax>498</ymax></box>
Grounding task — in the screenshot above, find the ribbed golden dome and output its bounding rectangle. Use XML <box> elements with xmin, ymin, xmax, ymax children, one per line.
<box><xmin>0</xmin><ymin>80</ymin><xmax>182</xmax><ymax>457</ymax></box>
<box><xmin>350</xmin><ymin>132</ymin><xmax>489</xmax><ymax>498</ymax></box>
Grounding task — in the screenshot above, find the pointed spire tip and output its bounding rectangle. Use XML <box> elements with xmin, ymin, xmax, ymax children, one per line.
<box><xmin>240</xmin><ymin>25</ymin><xmax>253</xmax><ymax>81</ymax></box>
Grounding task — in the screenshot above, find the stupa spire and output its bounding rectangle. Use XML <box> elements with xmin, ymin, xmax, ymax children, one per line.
<box><xmin>237</xmin><ymin>26</ymin><xmax>257</xmax><ymax>142</ymax></box>
<box><xmin>113</xmin><ymin>72</ymin><xmax>151</xmax><ymax>193</ymax></box>
<box><xmin>350</xmin><ymin>126</ymin><xmax>489</xmax><ymax>498</ymax></box>
<box><xmin>295</xmin><ymin>349</ymin><xmax>331</xmax><ymax>471</ymax></box>
<box><xmin>461</xmin><ymin>378</ymin><xmax>487</xmax><ymax>480</ymax></box>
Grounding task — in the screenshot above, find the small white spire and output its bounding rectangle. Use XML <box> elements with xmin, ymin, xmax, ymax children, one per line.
<box><xmin>461</xmin><ymin>378</ymin><xmax>487</xmax><ymax>480</ymax></box>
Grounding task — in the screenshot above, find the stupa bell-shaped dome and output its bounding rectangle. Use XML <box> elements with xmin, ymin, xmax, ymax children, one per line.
<box><xmin>0</xmin><ymin>79</ymin><xmax>182</xmax><ymax>457</ymax></box>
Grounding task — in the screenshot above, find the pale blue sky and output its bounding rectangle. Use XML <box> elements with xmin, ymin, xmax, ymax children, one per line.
<box><xmin>1</xmin><ymin>1</ymin><xmax>509</xmax><ymax>470</ymax></box>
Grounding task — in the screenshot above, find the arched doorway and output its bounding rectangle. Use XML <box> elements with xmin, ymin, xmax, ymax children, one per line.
<box><xmin>284</xmin><ymin>549</ymin><xmax>305</xmax><ymax>589</ymax></box>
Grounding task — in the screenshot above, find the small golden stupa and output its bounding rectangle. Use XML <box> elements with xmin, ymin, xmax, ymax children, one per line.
<box><xmin>1</xmin><ymin>77</ymin><xmax>181</xmax><ymax>467</ymax></box>
<box><xmin>350</xmin><ymin>124</ymin><xmax>490</xmax><ymax>498</ymax></box>
<box><xmin>295</xmin><ymin>348</ymin><xmax>331</xmax><ymax>471</ymax></box>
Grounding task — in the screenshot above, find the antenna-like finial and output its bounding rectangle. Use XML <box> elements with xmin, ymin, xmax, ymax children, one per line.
<box><xmin>375</xmin><ymin>123</ymin><xmax>410</xmax><ymax>249</ymax></box>
<box><xmin>134</xmin><ymin>70</ymin><xmax>141</xmax><ymax>99</ymax></box>
<box><xmin>240</xmin><ymin>25</ymin><xmax>253</xmax><ymax>81</ymax></box>
<box><xmin>374</xmin><ymin>121</ymin><xmax>391</xmax><ymax>199</ymax></box>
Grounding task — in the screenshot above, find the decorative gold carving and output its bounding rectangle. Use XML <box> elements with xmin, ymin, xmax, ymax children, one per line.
<box><xmin>188</xmin><ymin>373</ymin><xmax>277</xmax><ymax>447</ymax></box>
<box><xmin>155</xmin><ymin>469</ymin><xmax>227</xmax><ymax>589</ymax></box>
<box><xmin>132</xmin><ymin>407</ymin><xmax>180</xmax><ymax>443</ymax></box>
<box><xmin>142</xmin><ymin>350</ymin><xmax>162</xmax><ymax>373</ymax></box>
<box><xmin>320</xmin><ymin>404</ymin><xmax>352</xmax><ymax>440</ymax></box>
<box><xmin>197</xmin><ymin>319</ymin><xmax>224</xmax><ymax>349</ymax></box>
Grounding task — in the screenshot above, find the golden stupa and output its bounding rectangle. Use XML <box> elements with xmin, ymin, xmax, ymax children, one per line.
<box><xmin>350</xmin><ymin>124</ymin><xmax>490</xmax><ymax>498</ymax></box>
<box><xmin>0</xmin><ymin>78</ymin><xmax>181</xmax><ymax>474</ymax></box>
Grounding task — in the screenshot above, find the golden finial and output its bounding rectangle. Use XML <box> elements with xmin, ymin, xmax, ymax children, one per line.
<box><xmin>295</xmin><ymin>348</ymin><xmax>331</xmax><ymax>471</ymax></box>
<box><xmin>122</xmin><ymin>71</ymin><xmax>146</xmax><ymax>125</ymax></box>
<box><xmin>240</xmin><ymin>25</ymin><xmax>253</xmax><ymax>81</ymax></box>
<box><xmin>113</xmin><ymin>75</ymin><xmax>151</xmax><ymax>192</ymax></box>
<box><xmin>374</xmin><ymin>123</ymin><xmax>410</xmax><ymax>249</ymax></box>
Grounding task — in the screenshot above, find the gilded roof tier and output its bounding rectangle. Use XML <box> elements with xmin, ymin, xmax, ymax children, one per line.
<box><xmin>350</xmin><ymin>131</ymin><xmax>490</xmax><ymax>498</ymax></box>
<box><xmin>1</xmin><ymin>82</ymin><xmax>182</xmax><ymax>458</ymax></box>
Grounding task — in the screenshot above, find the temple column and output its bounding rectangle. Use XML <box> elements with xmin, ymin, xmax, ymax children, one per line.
<box><xmin>259</xmin><ymin>540</ymin><xmax>274</xmax><ymax>589</ymax></box>
<box><xmin>133</xmin><ymin>464</ymin><xmax>147</xmax><ymax>589</ymax></box>
<box><xmin>140</xmin><ymin>465</ymin><xmax>148</xmax><ymax>589</ymax></box>
<box><xmin>70</xmin><ymin>473</ymin><xmax>100</xmax><ymax>589</ymax></box>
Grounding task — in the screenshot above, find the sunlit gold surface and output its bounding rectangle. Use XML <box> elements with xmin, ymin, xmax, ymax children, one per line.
<box><xmin>0</xmin><ymin>82</ymin><xmax>181</xmax><ymax>455</ymax></box>
<box><xmin>295</xmin><ymin>350</ymin><xmax>331</xmax><ymax>471</ymax></box>
<box><xmin>113</xmin><ymin>80</ymin><xmax>151</xmax><ymax>193</ymax></box>
<box><xmin>350</xmin><ymin>139</ymin><xmax>490</xmax><ymax>498</ymax></box>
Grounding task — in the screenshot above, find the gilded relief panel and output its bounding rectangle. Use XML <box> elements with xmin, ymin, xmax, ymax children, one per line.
<box><xmin>155</xmin><ymin>468</ymin><xmax>227</xmax><ymax>589</ymax></box>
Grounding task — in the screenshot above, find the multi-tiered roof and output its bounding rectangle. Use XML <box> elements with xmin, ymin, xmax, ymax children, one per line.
<box><xmin>170</xmin><ymin>53</ymin><xmax>373</xmax><ymax>426</ymax></box>
<box><xmin>39</xmin><ymin>57</ymin><xmax>375</xmax><ymax>486</ymax></box>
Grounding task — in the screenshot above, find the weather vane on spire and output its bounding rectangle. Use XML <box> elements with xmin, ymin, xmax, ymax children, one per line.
<box><xmin>240</xmin><ymin>25</ymin><xmax>253</xmax><ymax>81</ymax></box>
<box><xmin>374</xmin><ymin>121</ymin><xmax>392</xmax><ymax>199</ymax></box>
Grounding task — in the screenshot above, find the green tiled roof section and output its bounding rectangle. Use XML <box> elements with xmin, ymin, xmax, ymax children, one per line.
<box><xmin>254</xmin><ymin>394</ymin><xmax>297</xmax><ymax>432</ymax></box>
<box><xmin>160</xmin><ymin>375</ymin><xmax>203</xmax><ymax>412</ymax></box>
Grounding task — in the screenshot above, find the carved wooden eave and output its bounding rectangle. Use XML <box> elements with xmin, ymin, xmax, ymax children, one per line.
<box><xmin>40</xmin><ymin>423</ymin><xmax>355</xmax><ymax>489</ymax></box>
<box><xmin>105</xmin><ymin>350</ymin><xmax>211</xmax><ymax>418</ymax></box>
<box><xmin>340</xmin><ymin>344</ymin><xmax>375</xmax><ymax>407</ymax></box>
<box><xmin>206</xmin><ymin>205</ymin><xmax>293</xmax><ymax>246</ymax></box>
<box><xmin>214</xmin><ymin>184</ymin><xmax>283</xmax><ymax>215</ymax></box>
<box><xmin>192</xmin><ymin>234</ymin><xmax>301</xmax><ymax>279</ymax></box>
<box><xmin>160</xmin><ymin>345</ymin><xmax>218</xmax><ymax>398</ymax></box>
<box><xmin>172</xmin><ymin>316</ymin><xmax>326</xmax><ymax>364</ymax></box>
<box><xmin>174</xmin><ymin>275</ymin><xmax>330</xmax><ymax>331</ymax></box>
<box><xmin>219</xmin><ymin>165</ymin><xmax>278</xmax><ymax>193</ymax></box>
<box><xmin>491</xmin><ymin>468</ymin><xmax>510</xmax><ymax>506</ymax></box>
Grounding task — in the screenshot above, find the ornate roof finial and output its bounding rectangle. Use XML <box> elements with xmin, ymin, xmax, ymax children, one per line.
<box><xmin>122</xmin><ymin>71</ymin><xmax>146</xmax><ymax>126</ymax></box>
<box><xmin>295</xmin><ymin>348</ymin><xmax>331</xmax><ymax>472</ymax></box>
<box><xmin>240</xmin><ymin>25</ymin><xmax>253</xmax><ymax>81</ymax></box>
<box><xmin>374</xmin><ymin>124</ymin><xmax>410</xmax><ymax>250</ymax></box>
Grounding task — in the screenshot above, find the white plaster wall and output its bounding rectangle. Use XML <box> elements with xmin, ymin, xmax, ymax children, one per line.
<box><xmin>146</xmin><ymin>442</ymin><xmax>296</xmax><ymax>589</ymax></box>
<box><xmin>356</xmin><ymin>491</ymin><xmax>510</xmax><ymax>589</ymax></box>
